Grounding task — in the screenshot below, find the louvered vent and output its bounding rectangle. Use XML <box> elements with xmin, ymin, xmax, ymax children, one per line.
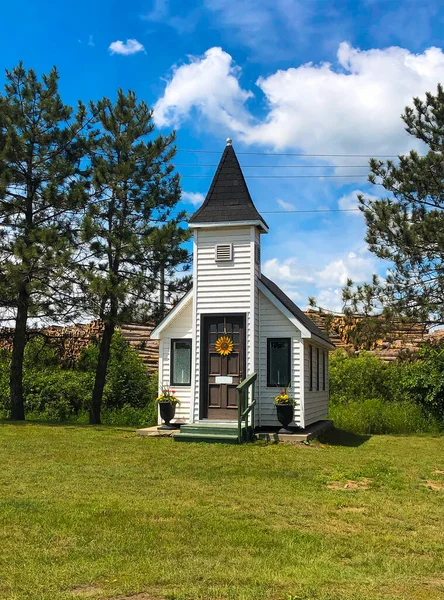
<box><xmin>255</xmin><ymin>243</ymin><xmax>260</xmax><ymax>265</ymax></box>
<box><xmin>215</xmin><ymin>243</ymin><xmax>233</xmax><ymax>262</ymax></box>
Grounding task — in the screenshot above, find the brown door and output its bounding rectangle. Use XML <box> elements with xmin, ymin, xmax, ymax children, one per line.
<box><xmin>203</xmin><ymin>315</ymin><xmax>244</xmax><ymax>420</ymax></box>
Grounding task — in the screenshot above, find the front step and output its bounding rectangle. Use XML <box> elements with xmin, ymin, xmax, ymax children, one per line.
<box><xmin>173</xmin><ymin>422</ymin><xmax>254</xmax><ymax>444</ymax></box>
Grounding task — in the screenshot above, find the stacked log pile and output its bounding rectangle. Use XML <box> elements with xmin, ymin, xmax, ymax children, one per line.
<box><xmin>0</xmin><ymin>321</ymin><xmax>104</xmax><ymax>366</ymax></box>
<box><xmin>119</xmin><ymin>323</ymin><xmax>159</xmax><ymax>373</ymax></box>
<box><xmin>0</xmin><ymin>320</ymin><xmax>159</xmax><ymax>373</ymax></box>
<box><xmin>304</xmin><ymin>309</ymin><xmax>430</xmax><ymax>361</ymax></box>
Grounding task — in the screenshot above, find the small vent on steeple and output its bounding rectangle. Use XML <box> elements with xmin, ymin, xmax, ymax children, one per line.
<box><xmin>215</xmin><ymin>243</ymin><xmax>233</xmax><ymax>262</ymax></box>
<box><xmin>255</xmin><ymin>243</ymin><xmax>260</xmax><ymax>265</ymax></box>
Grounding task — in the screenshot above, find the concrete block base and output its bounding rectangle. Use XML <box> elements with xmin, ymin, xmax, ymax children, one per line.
<box><xmin>256</xmin><ymin>420</ymin><xmax>333</xmax><ymax>444</ymax></box>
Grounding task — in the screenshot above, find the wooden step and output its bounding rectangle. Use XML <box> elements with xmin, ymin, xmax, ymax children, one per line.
<box><xmin>174</xmin><ymin>432</ymin><xmax>240</xmax><ymax>444</ymax></box>
<box><xmin>173</xmin><ymin>422</ymin><xmax>254</xmax><ymax>444</ymax></box>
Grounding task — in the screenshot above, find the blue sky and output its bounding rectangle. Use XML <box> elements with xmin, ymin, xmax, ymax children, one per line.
<box><xmin>2</xmin><ymin>0</ymin><xmax>444</xmax><ymax>311</ymax></box>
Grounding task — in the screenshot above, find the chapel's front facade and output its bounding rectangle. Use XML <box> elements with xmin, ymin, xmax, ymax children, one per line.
<box><xmin>151</xmin><ymin>141</ymin><xmax>334</xmax><ymax>430</ymax></box>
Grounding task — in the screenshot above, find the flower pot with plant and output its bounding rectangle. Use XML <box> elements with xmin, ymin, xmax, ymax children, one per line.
<box><xmin>157</xmin><ymin>388</ymin><xmax>179</xmax><ymax>429</ymax></box>
<box><xmin>274</xmin><ymin>389</ymin><xmax>296</xmax><ymax>432</ymax></box>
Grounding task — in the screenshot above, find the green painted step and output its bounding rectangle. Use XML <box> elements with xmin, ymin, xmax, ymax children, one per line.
<box><xmin>178</xmin><ymin>425</ymin><xmax>240</xmax><ymax>436</ymax></box>
<box><xmin>174</xmin><ymin>432</ymin><xmax>240</xmax><ymax>444</ymax></box>
<box><xmin>173</xmin><ymin>422</ymin><xmax>254</xmax><ymax>444</ymax></box>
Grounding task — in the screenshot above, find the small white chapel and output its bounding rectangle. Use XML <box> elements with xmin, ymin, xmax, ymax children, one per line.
<box><xmin>151</xmin><ymin>140</ymin><xmax>334</xmax><ymax>442</ymax></box>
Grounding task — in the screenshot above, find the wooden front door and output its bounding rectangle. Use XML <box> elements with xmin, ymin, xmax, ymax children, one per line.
<box><xmin>202</xmin><ymin>315</ymin><xmax>245</xmax><ymax>420</ymax></box>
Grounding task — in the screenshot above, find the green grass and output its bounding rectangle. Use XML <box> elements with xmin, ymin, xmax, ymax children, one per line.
<box><xmin>1</xmin><ymin>424</ymin><xmax>444</xmax><ymax>600</ymax></box>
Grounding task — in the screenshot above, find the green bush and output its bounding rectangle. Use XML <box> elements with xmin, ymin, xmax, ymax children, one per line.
<box><xmin>77</xmin><ymin>331</ymin><xmax>157</xmax><ymax>410</ymax></box>
<box><xmin>0</xmin><ymin>331</ymin><xmax>157</xmax><ymax>425</ymax></box>
<box><xmin>330</xmin><ymin>398</ymin><xmax>440</xmax><ymax>435</ymax></box>
<box><xmin>329</xmin><ymin>350</ymin><xmax>399</xmax><ymax>405</ymax></box>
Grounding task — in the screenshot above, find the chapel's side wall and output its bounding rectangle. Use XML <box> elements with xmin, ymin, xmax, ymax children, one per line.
<box><xmin>303</xmin><ymin>340</ymin><xmax>329</xmax><ymax>426</ymax></box>
<box><xmin>158</xmin><ymin>300</ymin><xmax>193</xmax><ymax>424</ymax></box>
<box><xmin>192</xmin><ymin>226</ymin><xmax>259</xmax><ymax>422</ymax></box>
<box><xmin>258</xmin><ymin>292</ymin><xmax>303</xmax><ymax>427</ymax></box>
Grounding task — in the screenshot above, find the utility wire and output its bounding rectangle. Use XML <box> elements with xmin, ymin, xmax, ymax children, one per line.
<box><xmin>174</xmin><ymin>163</ymin><xmax>373</xmax><ymax>168</ymax></box>
<box><xmin>260</xmin><ymin>208</ymin><xmax>360</xmax><ymax>214</ymax></box>
<box><xmin>176</xmin><ymin>149</ymin><xmax>406</xmax><ymax>157</ymax></box>
<box><xmin>180</xmin><ymin>174</ymin><xmax>370</xmax><ymax>178</ymax></box>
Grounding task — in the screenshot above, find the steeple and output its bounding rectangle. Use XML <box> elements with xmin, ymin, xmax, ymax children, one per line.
<box><xmin>188</xmin><ymin>139</ymin><xmax>268</xmax><ymax>232</ymax></box>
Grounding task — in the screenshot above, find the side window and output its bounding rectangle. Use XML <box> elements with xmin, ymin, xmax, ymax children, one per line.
<box><xmin>323</xmin><ymin>351</ymin><xmax>326</xmax><ymax>391</ymax></box>
<box><xmin>316</xmin><ymin>347</ymin><xmax>320</xmax><ymax>391</ymax></box>
<box><xmin>171</xmin><ymin>339</ymin><xmax>192</xmax><ymax>386</ymax></box>
<box><xmin>267</xmin><ymin>338</ymin><xmax>291</xmax><ymax>387</ymax></box>
<box><xmin>309</xmin><ymin>345</ymin><xmax>313</xmax><ymax>391</ymax></box>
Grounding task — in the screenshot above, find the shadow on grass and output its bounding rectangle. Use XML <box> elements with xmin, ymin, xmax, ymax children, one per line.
<box><xmin>319</xmin><ymin>427</ymin><xmax>370</xmax><ymax>447</ymax></box>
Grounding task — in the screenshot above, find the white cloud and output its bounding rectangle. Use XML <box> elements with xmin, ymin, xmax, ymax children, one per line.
<box><xmin>263</xmin><ymin>250</ymin><xmax>376</xmax><ymax>311</ymax></box>
<box><xmin>315</xmin><ymin>288</ymin><xmax>344</xmax><ymax>313</ymax></box>
<box><xmin>154</xmin><ymin>43</ymin><xmax>444</xmax><ymax>157</ymax></box>
<box><xmin>263</xmin><ymin>257</ymin><xmax>315</xmax><ymax>284</ymax></box>
<box><xmin>154</xmin><ymin>47</ymin><xmax>253</xmax><ymax>131</ymax></box>
<box><xmin>317</xmin><ymin>254</ymin><xmax>375</xmax><ymax>287</ymax></box>
<box><xmin>277</xmin><ymin>198</ymin><xmax>294</xmax><ymax>211</ymax></box>
<box><xmin>181</xmin><ymin>191</ymin><xmax>205</xmax><ymax>206</ymax></box>
<box><xmin>109</xmin><ymin>39</ymin><xmax>145</xmax><ymax>56</ymax></box>
<box><xmin>338</xmin><ymin>189</ymin><xmax>380</xmax><ymax>214</ymax></box>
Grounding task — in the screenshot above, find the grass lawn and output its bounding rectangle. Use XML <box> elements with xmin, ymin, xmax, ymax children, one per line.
<box><xmin>1</xmin><ymin>425</ymin><xmax>444</xmax><ymax>600</ymax></box>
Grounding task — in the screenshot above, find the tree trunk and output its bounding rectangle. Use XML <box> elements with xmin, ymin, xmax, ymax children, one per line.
<box><xmin>159</xmin><ymin>265</ymin><xmax>165</xmax><ymax>317</ymax></box>
<box><xmin>90</xmin><ymin>319</ymin><xmax>115</xmax><ymax>424</ymax></box>
<box><xmin>10</xmin><ymin>288</ymin><xmax>29</xmax><ymax>420</ymax></box>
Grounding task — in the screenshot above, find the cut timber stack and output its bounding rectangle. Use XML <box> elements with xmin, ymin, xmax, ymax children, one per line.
<box><xmin>304</xmin><ymin>309</ymin><xmax>430</xmax><ymax>361</ymax></box>
<box><xmin>118</xmin><ymin>323</ymin><xmax>159</xmax><ymax>374</ymax></box>
<box><xmin>0</xmin><ymin>320</ymin><xmax>159</xmax><ymax>374</ymax></box>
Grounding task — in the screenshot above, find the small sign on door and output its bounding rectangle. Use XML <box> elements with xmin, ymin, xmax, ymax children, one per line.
<box><xmin>215</xmin><ymin>376</ymin><xmax>233</xmax><ymax>384</ymax></box>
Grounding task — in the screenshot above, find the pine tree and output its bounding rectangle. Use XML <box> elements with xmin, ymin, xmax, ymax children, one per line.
<box><xmin>80</xmin><ymin>90</ymin><xmax>190</xmax><ymax>424</ymax></box>
<box><xmin>0</xmin><ymin>63</ymin><xmax>88</xmax><ymax>420</ymax></box>
<box><xmin>343</xmin><ymin>84</ymin><xmax>444</xmax><ymax>328</ymax></box>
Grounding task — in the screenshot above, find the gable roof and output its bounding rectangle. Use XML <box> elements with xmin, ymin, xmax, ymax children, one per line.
<box><xmin>150</xmin><ymin>289</ymin><xmax>193</xmax><ymax>339</ymax></box>
<box><xmin>188</xmin><ymin>142</ymin><xmax>268</xmax><ymax>232</ymax></box>
<box><xmin>259</xmin><ymin>274</ymin><xmax>334</xmax><ymax>347</ymax></box>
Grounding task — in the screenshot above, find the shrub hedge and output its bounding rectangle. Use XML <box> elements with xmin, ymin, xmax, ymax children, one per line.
<box><xmin>0</xmin><ymin>333</ymin><xmax>157</xmax><ymax>426</ymax></box>
<box><xmin>329</xmin><ymin>348</ymin><xmax>444</xmax><ymax>434</ymax></box>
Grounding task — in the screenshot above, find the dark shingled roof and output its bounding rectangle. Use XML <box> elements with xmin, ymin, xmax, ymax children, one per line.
<box><xmin>260</xmin><ymin>274</ymin><xmax>334</xmax><ymax>346</ymax></box>
<box><xmin>189</xmin><ymin>144</ymin><xmax>268</xmax><ymax>231</ymax></box>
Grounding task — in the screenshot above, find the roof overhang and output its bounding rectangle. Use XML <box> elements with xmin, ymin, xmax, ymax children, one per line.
<box><xmin>258</xmin><ymin>281</ymin><xmax>335</xmax><ymax>350</ymax></box>
<box><xmin>188</xmin><ymin>220</ymin><xmax>269</xmax><ymax>233</ymax></box>
<box><xmin>150</xmin><ymin>289</ymin><xmax>193</xmax><ymax>339</ymax></box>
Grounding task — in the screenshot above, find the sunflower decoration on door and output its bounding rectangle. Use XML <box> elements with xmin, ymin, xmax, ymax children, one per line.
<box><xmin>215</xmin><ymin>336</ymin><xmax>234</xmax><ymax>356</ymax></box>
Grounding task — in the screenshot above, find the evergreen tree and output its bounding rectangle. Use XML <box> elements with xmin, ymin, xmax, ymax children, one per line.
<box><xmin>80</xmin><ymin>90</ymin><xmax>190</xmax><ymax>424</ymax></box>
<box><xmin>342</xmin><ymin>84</ymin><xmax>444</xmax><ymax>328</ymax></box>
<box><xmin>0</xmin><ymin>63</ymin><xmax>88</xmax><ymax>420</ymax></box>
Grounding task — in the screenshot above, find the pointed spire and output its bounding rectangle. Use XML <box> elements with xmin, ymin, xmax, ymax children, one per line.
<box><xmin>188</xmin><ymin>142</ymin><xmax>268</xmax><ymax>232</ymax></box>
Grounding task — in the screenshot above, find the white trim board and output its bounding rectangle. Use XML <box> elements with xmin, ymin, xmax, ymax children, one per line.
<box><xmin>150</xmin><ymin>289</ymin><xmax>193</xmax><ymax>339</ymax></box>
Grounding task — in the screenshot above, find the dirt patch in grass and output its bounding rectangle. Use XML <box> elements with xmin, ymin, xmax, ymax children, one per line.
<box><xmin>328</xmin><ymin>478</ymin><xmax>373</xmax><ymax>491</ymax></box>
<box><xmin>71</xmin><ymin>585</ymin><xmax>102</xmax><ymax>597</ymax></box>
<box><xmin>111</xmin><ymin>595</ymin><xmax>165</xmax><ymax>600</ymax></box>
<box><xmin>423</xmin><ymin>480</ymin><xmax>444</xmax><ymax>491</ymax></box>
<box><xmin>424</xmin><ymin>578</ymin><xmax>444</xmax><ymax>588</ymax></box>
<box><xmin>337</xmin><ymin>506</ymin><xmax>367</xmax><ymax>512</ymax></box>
<box><xmin>432</xmin><ymin>469</ymin><xmax>444</xmax><ymax>475</ymax></box>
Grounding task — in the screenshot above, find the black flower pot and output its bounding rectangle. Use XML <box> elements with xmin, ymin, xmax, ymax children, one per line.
<box><xmin>159</xmin><ymin>402</ymin><xmax>177</xmax><ymax>429</ymax></box>
<box><xmin>276</xmin><ymin>403</ymin><xmax>294</xmax><ymax>432</ymax></box>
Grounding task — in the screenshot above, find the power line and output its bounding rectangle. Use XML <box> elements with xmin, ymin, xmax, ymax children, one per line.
<box><xmin>261</xmin><ymin>208</ymin><xmax>360</xmax><ymax>214</ymax></box>
<box><xmin>174</xmin><ymin>163</ymin><xmax>373</xmax><ymax>168</ymax></box>
<box><xmin>180</xmin><ymin>174</ymin><xmax>370</xmax><ymax>178</ymax></box>
<box><xmin>177</xmin><ymin>149</ymin><xmax>405</xmax><ymax>158</ymax></box>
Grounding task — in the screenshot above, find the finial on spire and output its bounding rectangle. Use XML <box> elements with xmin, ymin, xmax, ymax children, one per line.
<box><xmin>226</xmin><ymin>137</ymin><xmax>232</xmax><ymax>146</ymax></box>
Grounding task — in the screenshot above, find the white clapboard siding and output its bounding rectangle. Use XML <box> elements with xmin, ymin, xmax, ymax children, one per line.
<box><xmin>193</xmin><ymin>226</ymin><xmax>256</xmax><ymax>421</ymax></box>
<box><xmin>258</xmin><ymin>292</ymin><xmax>303</xmax><ymax>427</ymax></box>
<box><xmin>158</xmin><ymin>300</ymin><xmax>193</xmax><ymax>424</ymax></box>
<box><xmin>303</xmin><ymin>341</ymin><xmax>329</xmax><ymax>426</ymax></box>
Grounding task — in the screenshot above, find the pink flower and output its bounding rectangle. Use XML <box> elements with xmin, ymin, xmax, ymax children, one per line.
<box><xmin>171</xmin><ymin>390</ymin><xmax>176</xmax><ymax>394</ymax></box>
